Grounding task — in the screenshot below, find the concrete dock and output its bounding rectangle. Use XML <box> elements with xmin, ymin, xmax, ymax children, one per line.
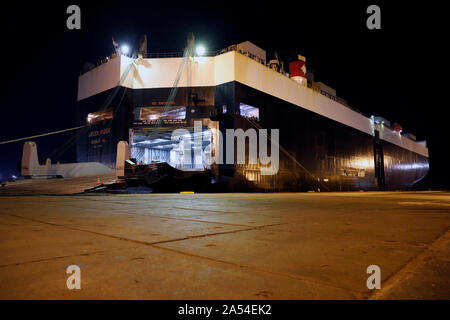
<box><xmin>0</xmin><ymin>191</ymin><xmax>449</xmax><ymax>299</ymax></box>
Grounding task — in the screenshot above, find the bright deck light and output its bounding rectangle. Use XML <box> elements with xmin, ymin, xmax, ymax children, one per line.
<box><xmin>121</xmin><ymin>45</ymin><xmax>130</xmax><ymax>55</ymax></box>
<box><xmin>196</xmin><ymin>44</ymin><xmax>206</xmax><ymax>56</ymax></box>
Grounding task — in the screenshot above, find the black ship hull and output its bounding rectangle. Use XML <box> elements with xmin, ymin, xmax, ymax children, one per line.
<box><xmin>76</xmin><ymin>81</ymin><xmax>429</xmax><ymax>192</ymax></box>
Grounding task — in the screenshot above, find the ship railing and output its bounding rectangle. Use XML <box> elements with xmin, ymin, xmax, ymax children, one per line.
<box><xmin>142</xmin><ymin>52</ymin><xmax>184</xmax><ymax>58</ymax></box>
<box><xmin>307</xmin><ymin>80</ymin><xmax>367</xmax><ymax>116</ymax></box>
<box><xmin>215</xmin><ymin>46</ymin><xmax>369</xmax><ymax>116</ymax></box>
<box><xmin>214</xmin><ymin>45</ymin><xmax>267</xmax><ymax>66</ymax></box>
<box><xmin>82</xmin><ymin>47</ymin><xmax>368</xmax><ymax>118</ymax></box>
<box><xmin>145</xmin><ymin>46</ymin><xmax>370</xmax><ymax>119</ymax></box>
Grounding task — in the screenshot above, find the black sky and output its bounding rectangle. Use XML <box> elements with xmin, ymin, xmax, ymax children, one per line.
<box><xmin>0</xmin><ymin>1</ymin><xmax>447</xmax><ymax>187</ymax></box>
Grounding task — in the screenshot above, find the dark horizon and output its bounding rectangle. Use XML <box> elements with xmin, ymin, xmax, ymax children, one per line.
<box><xmin>0</xmin><ymin>1</ymin><xmax>447</xmax><ymax>188</ymax></box>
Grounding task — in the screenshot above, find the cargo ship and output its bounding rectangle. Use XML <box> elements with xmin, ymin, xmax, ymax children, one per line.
<box><xmin>76</xmin><ymin>38</ymin><xmax>429</xmax><ymax>191</ymax></box>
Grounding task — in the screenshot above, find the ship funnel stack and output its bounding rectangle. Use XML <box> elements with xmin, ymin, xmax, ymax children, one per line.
<box><xmin>289</xmin><ymin>54</ymin><xmax>307</xmax><ymax>86</ymax></box>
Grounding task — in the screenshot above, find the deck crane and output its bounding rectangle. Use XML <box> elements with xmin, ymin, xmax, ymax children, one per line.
<box><xmin>147</xmin><ymin>32</ymin><xmax>195</xmax><ymax>139</ymax></box>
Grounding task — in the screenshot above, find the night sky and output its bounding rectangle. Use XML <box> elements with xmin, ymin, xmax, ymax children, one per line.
<box><xmin>0</xmin><ymin>1</ymin><xmax>447</xmax><ymax>188</ymax></box>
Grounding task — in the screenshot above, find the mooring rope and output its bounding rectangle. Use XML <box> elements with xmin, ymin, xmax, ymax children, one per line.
<box><xmin>0</xmin><ymin>125</ymin><xmax>88</xmax><ymax>145</ymax></box>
